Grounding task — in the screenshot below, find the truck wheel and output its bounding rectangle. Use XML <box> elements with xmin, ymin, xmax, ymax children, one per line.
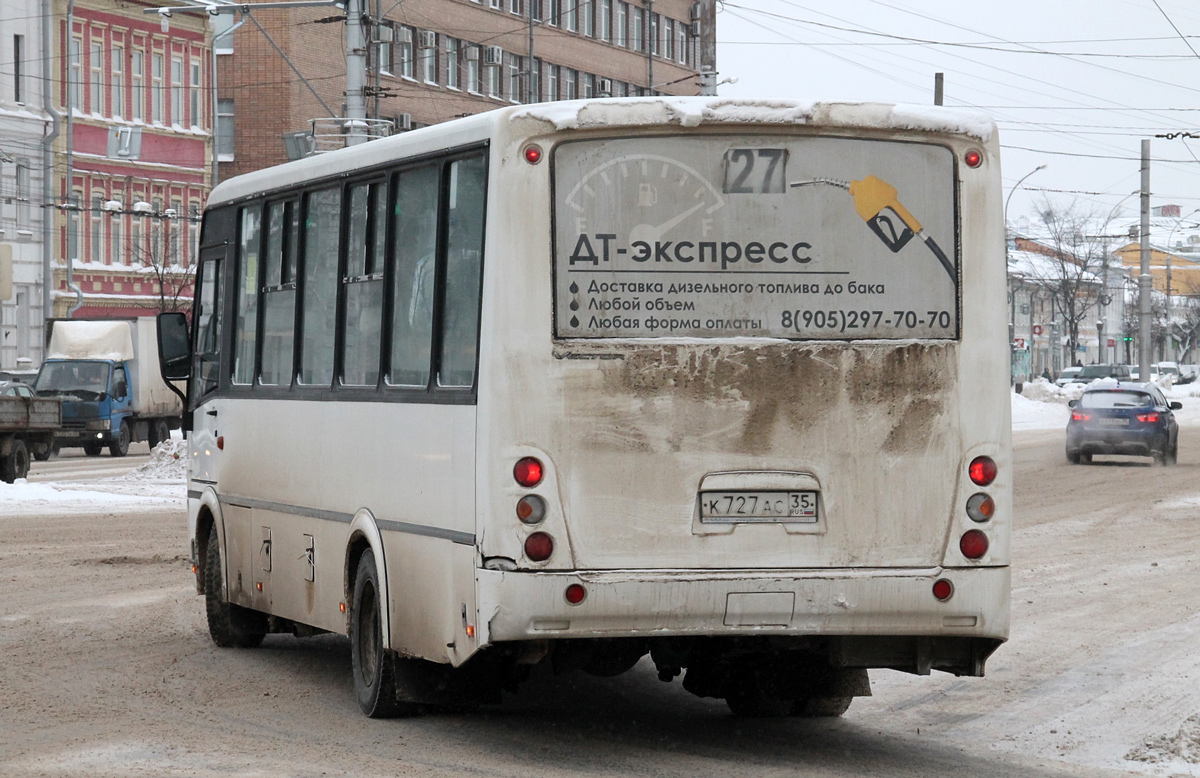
<box><xmin>0</xmin><ymin>439</ymin><xmax>30</xmax><ymax>483</ymax></box>
<box><xmin>109</xmin><ymin>422</ymin><xmax>131</xmax><ymax>457</ymax></box>
<box><xmin>33</xmin><ymin>444</ymin><xmax>53</xmax><ymax>462</ymax></box>
<box><xmin>83</xmin><ymin>442</ymin><xmax>103</xmax><ymax>457</ymax></box>
<box><xmin>148</xmin><ymin>419</ymin><xmax>170</xmax><ymax>448</ymax></box>
<box><xmin>204</xmin><ymin>524</ymin><xmax>266</xmax><ymax>648</ymax></box>
<box><xmin>351</xmin><ymin>549</ymin><xmax>417</xmax><ymax>718</ymax></box>
<box><xmin>791</xmin><ymin>696</ymin><xmax>854</xmax><ymax>717</ymax></box>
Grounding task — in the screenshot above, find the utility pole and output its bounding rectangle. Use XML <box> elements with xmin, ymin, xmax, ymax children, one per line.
<box><xmin>345</xmin><ymin>0</ymin><xmax>368</xmax><ymax>145</ymax></box>
<box><xmin>695</xmin><ymin>0</ymin><xmax>716</xmax><ymax>96</ymax></box>
<box><xmin>527</xmin><ymin>5</ymin><xmax>535</xmax><ymax>104</ymax></box>
<box><xmin>1139</xmin><ymin>139</ymin><xmax>1152</xmax><ymax>381</ymax></box>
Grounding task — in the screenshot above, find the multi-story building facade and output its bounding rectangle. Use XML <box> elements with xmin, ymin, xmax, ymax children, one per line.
<box><xmin>50</xmin><ymin>0</ymin><xmax>212</xmax><ymax>319</ymax></box>
<box><xmin>216</xmin><ymin>0</ymin><xmax>703</xmax><ymax>178</ymax></box>
<box><xmin>0</xmin><ymin>0</ymin><xmax>53</xmax><ymax>369</ymax></box>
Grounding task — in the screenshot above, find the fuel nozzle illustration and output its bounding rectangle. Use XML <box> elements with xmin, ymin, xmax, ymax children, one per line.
<box><xmin>791</xmin><ymin>175</ymin><xmax>955</xmax><ymax>282</ymax></box>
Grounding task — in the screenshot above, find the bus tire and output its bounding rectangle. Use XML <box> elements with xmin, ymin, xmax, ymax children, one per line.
<box><xmin>0</xmin><ymin>439</ymin><xmax>30</xmax><ymax>483</ymax></box>
<box><xmin>205</xmin><ymin>524</ymin><xmax>266</xmax><ymax>649</ymax></box>
<box><xmin>350</xmin><ymin>550</ymin><xmax>417</xmax><ymax>718</ymax></box>
<box><xmin>791</xmin><ymin>696</ymin><xmax>853</xmax><ymax>717</ymax></box>
<box><xmin>109</xmin><ymin>422</ymin><xmax>131</xmax><ymax>457</ymax></box>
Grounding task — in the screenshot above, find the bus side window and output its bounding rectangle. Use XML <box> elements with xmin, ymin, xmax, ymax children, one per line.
<box><xmin>342</xmin><ymin>181</ymin><xmax>385</xmax><ymax>387</ymax></box>
<box><xmin>388</xmin><ymin>164</ymin><xmax>439</xmax><ymax>388</ymax></box>
<box><xmin>233</xmin><ymin>205</ymin><xmax>261</xmax><ymax>385</ymax></box>
<box><xmin>260</xmin><ymin>200</ymin><xmax>297</xmax><ymax>386</ymax></box>
<box><xmin>193</xmin><ymin>250</ymin><xmax>225</xmax><ymax>399</ymax></box>
<box><xmin>299</xmin><ymin>187</ymin><xmax>341</xmax><ymax>386</ymax></box>
<box><xmin>438</xmin><ymin>154</ymin><xmax>486</xmax><ymax>389</ymax></box>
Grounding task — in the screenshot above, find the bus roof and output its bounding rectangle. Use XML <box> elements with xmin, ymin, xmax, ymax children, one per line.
<box><xmin>207</xmin><ymin>97</ymin><xmax>995</xmax><ymax>208</ymax></box>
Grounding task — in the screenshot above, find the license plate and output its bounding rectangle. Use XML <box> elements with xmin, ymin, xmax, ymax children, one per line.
<box><xmin>1096</xmin><ymin>418</ymin><xmax>1129</xmax><ymax>426</ymax></box>
<box><xmin>700</xmin><ymin>491</ymin><xmax>818</xmax><ymax>523</ymax></box>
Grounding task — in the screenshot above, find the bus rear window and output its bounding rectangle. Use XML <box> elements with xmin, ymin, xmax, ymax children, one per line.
<box><xmin>552</xmin><ymin>135</ymin><xmax>959</xmax><ymax>340</ymax></box>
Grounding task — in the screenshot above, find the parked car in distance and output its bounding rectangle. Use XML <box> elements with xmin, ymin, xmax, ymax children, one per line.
<box><xmin>1055</xmin><ymin>367</ymin><xmax>1082</xmax><ymax>387</ymax></box>
<box><xmin>1180</xmin><ymin>365</ymin><xmax>1199</xmax><ymax>385</ymax></box>
<box><xmin>1063</xmin><ymin>364</ymin><xmax>1134</xmax><ymax>385</ymax></box>
<box><xmin>1066</xmin><ymin>382</ymin><xmax>1180</xmax><ymax>465</ymax></box>
<box><xmin>0</xmin><ymin>381</ymin><xmax>35</xmax><ymax>398</ymax></box>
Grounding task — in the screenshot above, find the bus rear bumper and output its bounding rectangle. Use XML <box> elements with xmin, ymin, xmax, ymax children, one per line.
<box><xmin>478</xmin><ymin>566</ymin><xmax>1009</xmax><ymax>645</ymax></box>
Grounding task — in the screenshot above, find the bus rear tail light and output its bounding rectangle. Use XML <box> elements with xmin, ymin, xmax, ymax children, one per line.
<box><xmin>1137</xmin><ymin>413</ymin><xmax>1160</xmax><ymax>423</ymax></box>
<box><xmin>523</xmin><ymin>144</ymin><xmax>543</xmax><ymax>164</ymax></box>
<box><xmin>514</xmin><ymin>457</ymin><xmax>544</xmax><ymax>487</ymax></box>
<box><xmin>968</xmin><ymin>456</ymin><xmax>996</xmax><ymax>486</ymax></box>
<box><xmin>964</xmin><ymin>149</ymin><xmax>983</xmax><ymax>168</ymax></box>
<box><xmin>565</xmin><ymin>583</ymin><xmax>586</xmax><ymax>605</ymax></box>
<box><xmin>960</xmin><ymin>529</ymin><xmax>989</xmax><ymax>560</ymax></box>
<box><xmin>932</xmin><ymin>579</ymin><xmax>954</xmax><ymax>601</ymax></box>
<box><xmin>966</xmin><ymin>493</ymin><xmax>995</xmax><ymax>523</ymax></box>
<box><xmin>524</xmin><ymin>532</ymin><xmax>554</xmax><ymax>562</ymax></box>
<box><xmin>516</xmin><ymin>495</ymin><xmax>546</xmax><ymax>524</ymax></box>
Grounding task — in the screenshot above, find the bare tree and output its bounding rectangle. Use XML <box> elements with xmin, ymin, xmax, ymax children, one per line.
<box><xmin>1171</xmin><ymin>298</ymin><xmax>1200</xmax><ymax>363</ymax></box>
<box><xmin>128</xmin><ymin>218</ymin><xmax>195</xmax><ymax>314</ymax></box>
<box><xmin>1122</xmin><ymin>290</ymin><xmax>1168</xmax><ymax>366</ymax></box>
<box><xmin>1033</xmin><ymin>200</ymin><xmax>1111</xmax><ymax>360</ymax></box>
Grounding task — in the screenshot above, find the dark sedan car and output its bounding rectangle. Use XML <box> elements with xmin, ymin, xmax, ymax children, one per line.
<box><xmin>1066</xmin><ymin>382</ymin><xmax>1180</xmax><ymax>465</ymax></box>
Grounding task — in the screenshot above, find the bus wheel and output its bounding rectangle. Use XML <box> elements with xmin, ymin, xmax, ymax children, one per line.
<box><xmin>724</xmin><ymin>667</ymin><xmax>793</xmax><ymax>718</ymax></box>
<box><xmin>792</xmin><ymin>696</ymin><xmax>853</xmax><ymax>717</ymax></box>
<box><xmin>1</xmin><ymin>439</ymin><xmax>30</xmax><ymax>483</ymax></box>
<box><xmin>351</xmin><ymin>550</ymin><xmax>418</xmax><ymax>718</ymax></box>
<box><xmin>109</xmin><ymin>423</ymin><xmax>131</xmax><ymax>457</ymax></box>
<box><xmin>204</xmin><ymin>524</ymin><xmax>266</xmax><ymax>648</ymax></box>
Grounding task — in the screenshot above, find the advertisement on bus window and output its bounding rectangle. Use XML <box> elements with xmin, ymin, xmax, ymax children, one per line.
<box><xmin>553</xmin><ymin>135</ymin><xmax>959</xmax><ymax>340</ymax></box>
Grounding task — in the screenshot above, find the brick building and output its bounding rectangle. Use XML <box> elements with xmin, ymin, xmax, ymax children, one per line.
<box><xmin>216</xmin><ymin>0</ymin><xmax>703</xmax><ymax>178</ymax></box>
<box><xmin>51</xmin><ymin>0</ymin><xmax>211</xmax><ymax>319</ymax></box>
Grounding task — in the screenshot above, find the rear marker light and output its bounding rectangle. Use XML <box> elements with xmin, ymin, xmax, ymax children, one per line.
<box><xmin>256</xmin><ymin>581</ymin><xmax>263</xmax><ymax>591</ymax></box>
<box><xmin>968</xmin><ymin>456</ymin><xmax>997</xmax><ymax>486</ymax></box>
<box><xmin>932</xmin><ymin>579</ymin><xmax>954</xmax><ymax>601</ymax></box>
<box><xmin>523</xmin><ymin>144</ymin><xmax>543</xmax><ymax>164</ymax></box>
<box><xmin>524</xmin><ymin>532</ymin><xmax>554</xmax><ymax>562</ymax></box>
<box><xmin>340</xmin><ymin>602</ymin><xmax>347</xmax><ymax>613</ymax></box>
<box><xmin>960</xmin><ymin>529</ymin><xmax>989</xmax><ymax>560</ymax></box>
<box><xmin>966</xmin><ymin>493</ymin><xmax>996</xmax><ymax>523</ymax></box>
<box><xmin>964</xmin><ymin>149</ymin><xmax>983</xmax><ymax>168</ymax></box>
<box><xmin>1137</xmin><ymin>413</ymin><xmax>1160</xmax><ymax>423</ymax></box>
<box><xmin>514</xmin><ymin>457</ymin><xmax>544</xmax><ymax>487</ymax></box>
<box><xmin>516</xmin><ymin>495</ymin><xmax>546</xmax><ymax>525</ymax></box>
<box><xmin>565</xmin><ymin>583</ymin><xmax>586</xmax><ymax>605</ymax></box>
<box><xmin>1072</xmin><ymin>412</ymin><xmax>1090</xmax><ymax>421</ymax></box>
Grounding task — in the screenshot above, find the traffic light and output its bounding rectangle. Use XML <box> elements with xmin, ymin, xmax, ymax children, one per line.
<box><xmin>1123</xmin><ymin>336</ymin><xmax>1133</xmax><ymax>342</ymax></box>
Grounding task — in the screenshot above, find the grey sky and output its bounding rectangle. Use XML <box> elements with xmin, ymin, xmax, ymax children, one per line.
<box><xmin>715</xmin><ymin>0</ymin><xmax>1200</xmax><ymax>234</ymax></box>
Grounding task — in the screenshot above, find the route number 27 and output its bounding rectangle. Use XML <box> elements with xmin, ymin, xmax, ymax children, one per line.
<box><xmin>723</xmin><ymin>148</ymin><xmax>789</xmax><ymax>194</ymax></box>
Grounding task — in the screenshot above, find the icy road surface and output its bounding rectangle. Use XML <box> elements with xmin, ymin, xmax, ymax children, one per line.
<box><xmin>1</xmin><ymin>398</ymin><xmax>1199</xmax><ymax>777</ymax></box>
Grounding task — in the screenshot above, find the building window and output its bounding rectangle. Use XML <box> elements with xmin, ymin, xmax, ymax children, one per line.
<box><xmin>507</xmin><ymin>53</ymin><xmax>521</xmax><ymax>103</ymax></box>
<box><xmin>213</xmin><ymin>13</ymin><xmax>235</xmax><ymax>54</ymax></box>
<box><xmin>677</xmin><ymin>24</ymin><xmax>687</xmax><ymax>63</ymax></box>
<box><xmin>151</xmin><ymin>196</ymin><xmax>163</xmax><ymax>261</ymax></box>
<box><xmin>68</xmin><ymin>36</ymin><xmax>82</xmax><ymax>112</ymax></box>
<box><xmin>563</xmin><ymin>67</ymin><xmax>576</xmax><ymax>100</ymax></box>
<box><xmin>529</xmin><ymin>57</ymin><xmax>540</xmax><ymax>102</ymax></box>
<box><xmin>171</xmin><ymin>198</ymin><xmax>182</xmax><ymax>265</ymax></box>
<box><xmin>564</xmin><ymin>1</ymin><xmax>576</xmax><ymax>31</ymax></box>
<box><xmin>13</xmin><ymin>35</ymin><xmax>24</xmax><ymax>104</ymax></box>
<box><xmin>217</xmin><ymin>99</ymin><xmax>234</xmax><ymax>160</ymax></box>
<box><xmin>111</xmin><ymin>45</ymin><xmax>124</xmax><ymax>118</ymax></box>
<box><xmin>548</xmin><ymin>0</ymin><xmax>560</xmax><ymax>26</ymax></box>
<box><xmin>582</xmin><ymin>1</ymin><xmax>593</xmax><ymax>36</ymax></box>
<box><xmin>151</xmin><ymin>53</ymin><xmax>163</xmax><ymax>123</ymax></box>
<box><xmin>632</xmin><ymin>7</ymin><xmax>643</xmax><ymax>51</ymax></box>
<box><xmin>486</xmin><ymin>56</ymin><xmax>501</xmax><ymax>98</ymax></box>
<box><xmin>67</xmin><ymin>189</ymin><xmax>82</xmax><ymax>262</ymax></box>
<box><xmin>130</xmin><ymin>50</ymin><xmax>144</xmax><ymax>121</ymax></box>
<box><xmin>91</xmin><ymin>194</ymin><xmax>105</xmax><ymax>264</ymax></box>
<box><xmin>663</xmin><ymin>19</ymin><xmax>673</xmax><ymax>60</ymax></box>
<box><xmin>171</xmin><ymin>57</ymin><xmax>183</xmax><ymax>125</ymax></box>
<box><xmin>650</xmin><ymin>13</ymin><xmax>659</xmax><ymax>55</ymax></box>
<box><xmin>190</xmin><ymin>59</ymin><xmax>201</xmax><ymax>128</ymax></box>
<box><xmin>398</xmin><ymin>26</ymin><xmax>414</xmax><ymax>78</ymax></box>
<box><xmin>615</xmin><ymin>3</ymin><xmax>627</xmax><ymax>47</ymax></box>
<box><xmin>445</xmin><ymin>38</ymin><xmax>459</xmax><ymax>89</ymax></box>
<box><xmin>583</xmin><ymin>72</ymin><xmax>594</xmax><ymax>99</ymax></box>
<box><xmin>377</xmin><ymin>23</ymin><xmax>393</xmax><ymax>75</ymax></box>
<box><xmin>544</xmin><ymin>62</ymin><xmax>557</xmax><ymax>101</ymax></box>
<box><xmin>421</xmin><ymin>34</ymin><xmax>437</xmax><ymax>83</ymax></box>
<box><xmin>489</xmin><ymin>0</ymin><xmax>501</xmax><ymax>8</ymax></box>
<box><xmin>599</xmin><ymin>0</ymin><xmax>611</xmax><ymax>41</ymax></box>
<box><xmin>90</xmin><ymin>39</ymin><xmax>103</xmax><ymax>115</ymax></box>
<box><xmin>15</xmin><ymin>162</ymin><xmax>30</xmax><ymax>229</ymax></box>
<box><xmin>530</xmin><ymin>0</ymin><xmax>542</xmax><ymax>22</ymax></box>
<box><xmin>110</xmin><ymin>215</ymin><xmax>122</xmax><ymax>265</ymax></box>
<box><xmin>508</xmin><ymin>0</ymin><xmax>522</xmax><ymax>14</ymax></box>
<box><xmin>466</xmin><ymin>48</ymin><xmax>480</xmax><ymax>93</ymax></box>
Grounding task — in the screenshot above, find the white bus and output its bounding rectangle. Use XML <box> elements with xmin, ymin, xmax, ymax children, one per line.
<box><xmin>160</xmin><ymin>97</ymin><xmax>1010</xmax><ymax>718</ymax></box>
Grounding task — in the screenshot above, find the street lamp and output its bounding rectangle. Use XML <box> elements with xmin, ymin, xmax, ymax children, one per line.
<box><xmin>1004</xmin><ymin>164</ymin><xmax>1048</xmax><ymax>233</ymax></box>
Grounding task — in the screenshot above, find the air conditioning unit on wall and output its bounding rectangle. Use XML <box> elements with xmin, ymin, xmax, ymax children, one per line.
<box><xmin>597</xmin><ymin>78</ymin><xmax>613</xmax><ymax>95</ymax></box>
<box><xmin>418</xmin><ymin>30</ymin><xmax>437</xmax><ymax>49</ymax></box>
<box><xmin>483</xmin><ymin>45</ymin><xmax>504</xmax><ymax>66</ymax></box>
<box><xmin>394</xmin><ymin>113</ymin><xmax>412</xmax><ymax>131</ymax></box>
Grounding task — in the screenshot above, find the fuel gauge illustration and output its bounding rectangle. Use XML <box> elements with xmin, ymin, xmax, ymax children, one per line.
<box><xmin>791</xmin><ymin>175</ymin><xmax>955</xmax><ymax>282</ymax></box>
